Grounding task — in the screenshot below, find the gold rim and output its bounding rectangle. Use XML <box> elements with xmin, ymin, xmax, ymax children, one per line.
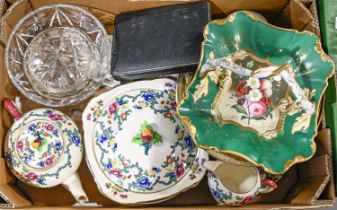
<box><xmin>176</xmin><ymin>11</ymin><xmax>335</xmax><ymax>175</ymax></box>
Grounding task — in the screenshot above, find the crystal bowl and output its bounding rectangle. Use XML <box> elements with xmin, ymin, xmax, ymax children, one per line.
<box><xmin>5</xmin><ymin>4</ymin><xmax>110</xmax><ymax>107</ymax></box>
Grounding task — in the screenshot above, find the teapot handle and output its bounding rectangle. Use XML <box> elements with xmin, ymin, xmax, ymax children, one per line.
<box><xmin>3</xmin><ymin>98</ymin><xmax>22</xmax><ymax>120</ymax></box>
<box><xmin>259</xmin><ymin>179</ymin><xmax>278</xmax><ymax>194</ymax></box>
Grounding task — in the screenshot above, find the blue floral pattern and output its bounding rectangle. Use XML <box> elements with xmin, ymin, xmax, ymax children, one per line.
<box><xmin>88</xmin><ymin>83</ymin><xmax>201</xmax><ymax>193</ymax></box>
<box><xmin>5</xmin><ymin>109</ymin><xmax>82</xmax><ymax>187</ymax></box>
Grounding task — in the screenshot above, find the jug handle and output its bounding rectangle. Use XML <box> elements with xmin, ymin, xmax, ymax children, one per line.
<box><xmin>259</xmin><ymin>179</ymin><xmax>278</xmax><ymax>194</ymax></box>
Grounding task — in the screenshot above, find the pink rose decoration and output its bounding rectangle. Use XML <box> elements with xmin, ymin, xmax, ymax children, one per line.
<box><xmin>48</xmin><ymin>114</ymin><xmax>63</xmax><ymax>121</ymax></box>
<box><xmin>176</xmin><ymin>164</ymin><xmax>185</xmax><ymax>177</ymax></box>
<box><xmin>26</xmin><ymin>172</ymin><xmax>38</xmax><ymax>180</ymax></box>
<box><xmin>17</xmin><ymin>141</ymin><xmax>24</xmax><ymax>150</ymax></box>
<box><xmin>248</xmin><ymin>101</ymin><xmax>266</xmax><ymax>117</ymax></box>
<box><xmin>242</xmin><ymin>195</ymin><xmax>254</xmax><ymax>204</ymax></box>
<box><xmin>108</xmin><ymin>102</ymin><xmax>117</xmax><ymax>115</ymax></box>
<box><xmin>109</xmin><ymin>169</ymin><xmax>123</xmax><ymax>178</ymax></box>
<box><xmin>44</xmin><ymin>124</ymin><xmax>54</xmax><ymax>131</ymax></box>
<box><xmin>45</xmin><ymin>157</ymin><xmax>54</xmax><ymax>165</ymax></box>
<box><xmin>171</xmin><ymin>102</ymin><xmax>177</xmax><ymax>109</ymax></box>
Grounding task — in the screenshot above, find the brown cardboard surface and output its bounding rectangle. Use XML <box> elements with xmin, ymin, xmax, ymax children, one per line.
<box><xmin>0</xmin><ymin>0</ymin><xmax>8</xmax><ymax>17</ymax></box>
<box><xmin>0</xmin><ymin>0</ymin><xmax>335</xmax><ymax>209</ymax></box>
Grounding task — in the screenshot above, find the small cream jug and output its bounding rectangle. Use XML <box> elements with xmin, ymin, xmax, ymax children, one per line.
<box><xmin>204</xmin><ymin>161</ymin><xmax>277</xmax><ymax>206</ymax></box>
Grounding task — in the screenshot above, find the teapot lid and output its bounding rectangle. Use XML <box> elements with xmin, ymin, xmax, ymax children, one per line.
<box><xmin>5</xmin><ymin>109</ymin><xmax>83</xmax><ymax>188</ymax></box>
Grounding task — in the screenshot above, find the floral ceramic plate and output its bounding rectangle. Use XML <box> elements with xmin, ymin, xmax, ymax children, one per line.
<box><xmin>83</xmin><ymin>79</ymin><xmax>208</xmax><ymax>204</ymax></box>
<box><xmin>178</xmin><ymin>11</ymin><xmax>335</xmax><ymax>174</ymax></box>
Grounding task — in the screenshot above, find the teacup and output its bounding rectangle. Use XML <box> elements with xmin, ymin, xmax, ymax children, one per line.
<box><xmin>205</xmin><ymin>161</ymin><xmax>277</xmax><ymax>206</ymax></box>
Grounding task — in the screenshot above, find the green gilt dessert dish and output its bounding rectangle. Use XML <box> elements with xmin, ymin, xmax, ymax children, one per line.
<box><xmin>178</xmin><ymin>11</ymin><xmax>335</xmax><ymax>174</ymax></box>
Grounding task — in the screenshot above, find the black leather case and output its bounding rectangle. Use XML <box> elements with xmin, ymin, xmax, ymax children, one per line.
<box><xmin>111</xmin><ymin>1</ymin><xmax>211</xmax><ymax>80</ymax></box>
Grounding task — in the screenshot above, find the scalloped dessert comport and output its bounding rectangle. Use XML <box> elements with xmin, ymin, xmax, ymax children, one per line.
<box><xmin>177</xmin><ymin>11</ymin><xmax>335</xmax><ymax>174</ymax></box>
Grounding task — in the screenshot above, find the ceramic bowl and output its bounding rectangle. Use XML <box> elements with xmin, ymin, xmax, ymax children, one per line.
<box><xmin>3</xmin><ymin>99</ymin><xmax>88</xmax><ymax>203</ymax></box>
<box><xmin>177</xmin><ymin>11</ymin><xmax>335</xmax><ymax>174</ymax></box>
<box><xmin>5</xmin><ymin>4</ymin><xmax>112</xmax><ymax>107</ymax></box>
<box><xmin>83</xmin><ymin>79</ymin><xmax>208</xmax><ymax>204</ymax></box>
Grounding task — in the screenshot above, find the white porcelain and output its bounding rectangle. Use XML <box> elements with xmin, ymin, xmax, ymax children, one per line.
<box><xmin>3</xmin><ymin>99</ymin><xmax>88</xmax><ymax>204</ymax></box>
<box><xmin>205</xmin><ymin>161</ymin><xmax>278</xmax><ymax>206</ymax></box>
<box><xmin>83</xmin><ymin>78</ymin><xmax>208</xmax><ymax>204</ymax></box>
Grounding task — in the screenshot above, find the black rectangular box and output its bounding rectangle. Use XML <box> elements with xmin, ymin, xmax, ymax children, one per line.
<box><xmin>111</xmin><ymin>1</ymin><xmax>211</xmax><ymax>80</ymax></box>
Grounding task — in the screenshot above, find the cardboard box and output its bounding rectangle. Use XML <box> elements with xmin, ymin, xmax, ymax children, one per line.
<box><xmin>0</xmin><ymin>0</ymin><xmax>335</xmax><ymax>209</ymax></box>
<box><xmin>319</xmin><ymin>0</ymin><xmax>337</xmax><ymax>195</ymax></box>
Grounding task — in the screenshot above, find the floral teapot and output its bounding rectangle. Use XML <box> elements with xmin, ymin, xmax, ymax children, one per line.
<box><xmin>3</xmin><ymin>98</ymin><xmax>89</xmax><ymax>205</ymax></box>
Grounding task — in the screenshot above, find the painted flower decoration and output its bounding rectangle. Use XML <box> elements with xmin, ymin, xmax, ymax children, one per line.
<box><xmin>236</xmin><ymin>81</ymin><xmax>250</xmax><ymax>96</ymax></box>
<box><xmin>71</xmin><ymin>134</ymin><xmax>81</xmax><ymax>146</ymax></box>
<box><xmin>45</xmin><ymin>157</ymin><xmax>54</xmax><ymax>165</ymax></box>
<box><xmin>132</xmin><ymin>121</ymin><xmax>163</xmax><ymax>155</ymax></box>
<box><xmin>32</xmin><ymin>139</ymin><xmax>43</xmax><ymax>150</ymax></box>
<box><xmin>184</xmin><ymin>135</ymin><xmax>193</xmax><ymax>147</ymax></box>
<box><xmin>246</xmin><ymin>77</ymin><xmax>260</xmax><ymax>89</ymax></box>
<box><xmin>212</xmin><ymin>189</ymin><xmax>222</xmax><ymax>200</ymax></box>
<box><xmin>248</xmin><ymin>101</ymin><xmax>266</xmax><ymax>117</ymax></box>
<box><xmin>28</xmin><ymin>123</ymin><xmax>37</xmax><ymax>131</ymax></box>
<box><xmin>26</xmin><ymin>172</ymin><xmax>38</xmax><ymax>180</ymax></box>
<box><xmin>55</xmin><ymin>141</ymin><xmax>63</xmax><ymax>151</ymax></box>
<box><xmin>137</xmin><ymin>177</ymin><xmax>152</xmax><ymax>189</ymax></box>
<box><xmin>231</xmin><ymin>77</ymin><xmax>274</xmax><ymax>124</ymax></box>
<box><xmin>242</xmin><ymin>195</ymin><xmax>254</xmax><ymax>204</ymax></box>
<box><xmin>108</xmin><ymin>102</ymin><xmax>117</xmax><ymax>115</ymax></box>
<box><xmin>53</xmin><ymin>130</ymin><xmax>59</xmax><ymax>137</ymax></box>
<box><xmin>142</xmin><ymin>93</ymin><xmax>155</xmax><ymax>101</ymax></box>
<box><xmin>171</xmin><ymin>102</ymin><xmax>177</xmax><ymax>109</ymax></box>
<box><xmin>248</xmin><ymin>89</ymin><xmax>263</xmax><ymax>102</ymax></box>
<box><xmin>44</xmin><ymin>124</ymin><xmax>54</xmax><ymax>131</ymax></box>
<box><xmin>99</xmin><ymin>133</ymin><xmax>109</xmax><ymax>143</ymax></box>
<box><xmin>109</xmin><ymin>169</ymin><xmax>123</xmax><ymax>178</ymax></box>
<box><xmin>48</xmin><ymin>113</ymin><xmax>64</xmax><ymax>121</ymax></box>
<box><xmin>175</xmin><ymin>164</ymin><xmax>185</xmax><ymax>177</ymax></box>
<box><xmin>17</xmin><ymin>141</ymin><xmax>24</xmax><ymax>150</ymax></box>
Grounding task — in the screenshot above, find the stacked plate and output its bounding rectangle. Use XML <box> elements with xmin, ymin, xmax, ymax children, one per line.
<box><xmin>82</xmin><ymin>79</ymin><xmax>208</xmax><ymax>204</ymax></box>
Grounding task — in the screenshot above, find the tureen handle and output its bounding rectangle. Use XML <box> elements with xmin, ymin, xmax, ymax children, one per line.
<box><xmin>203</xmin><ymin>160</ymin><xmax>223</xmax><ymax>173</ymax></box>
<box><xmin>3</xmin><ymin>98</ymin><xmax>23</xmax><ymax>120</ymax></box>
<box><xmin>62</xmin><ymin>172</ymin><xmax>89</xmax><ymax>204</ymax></box>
